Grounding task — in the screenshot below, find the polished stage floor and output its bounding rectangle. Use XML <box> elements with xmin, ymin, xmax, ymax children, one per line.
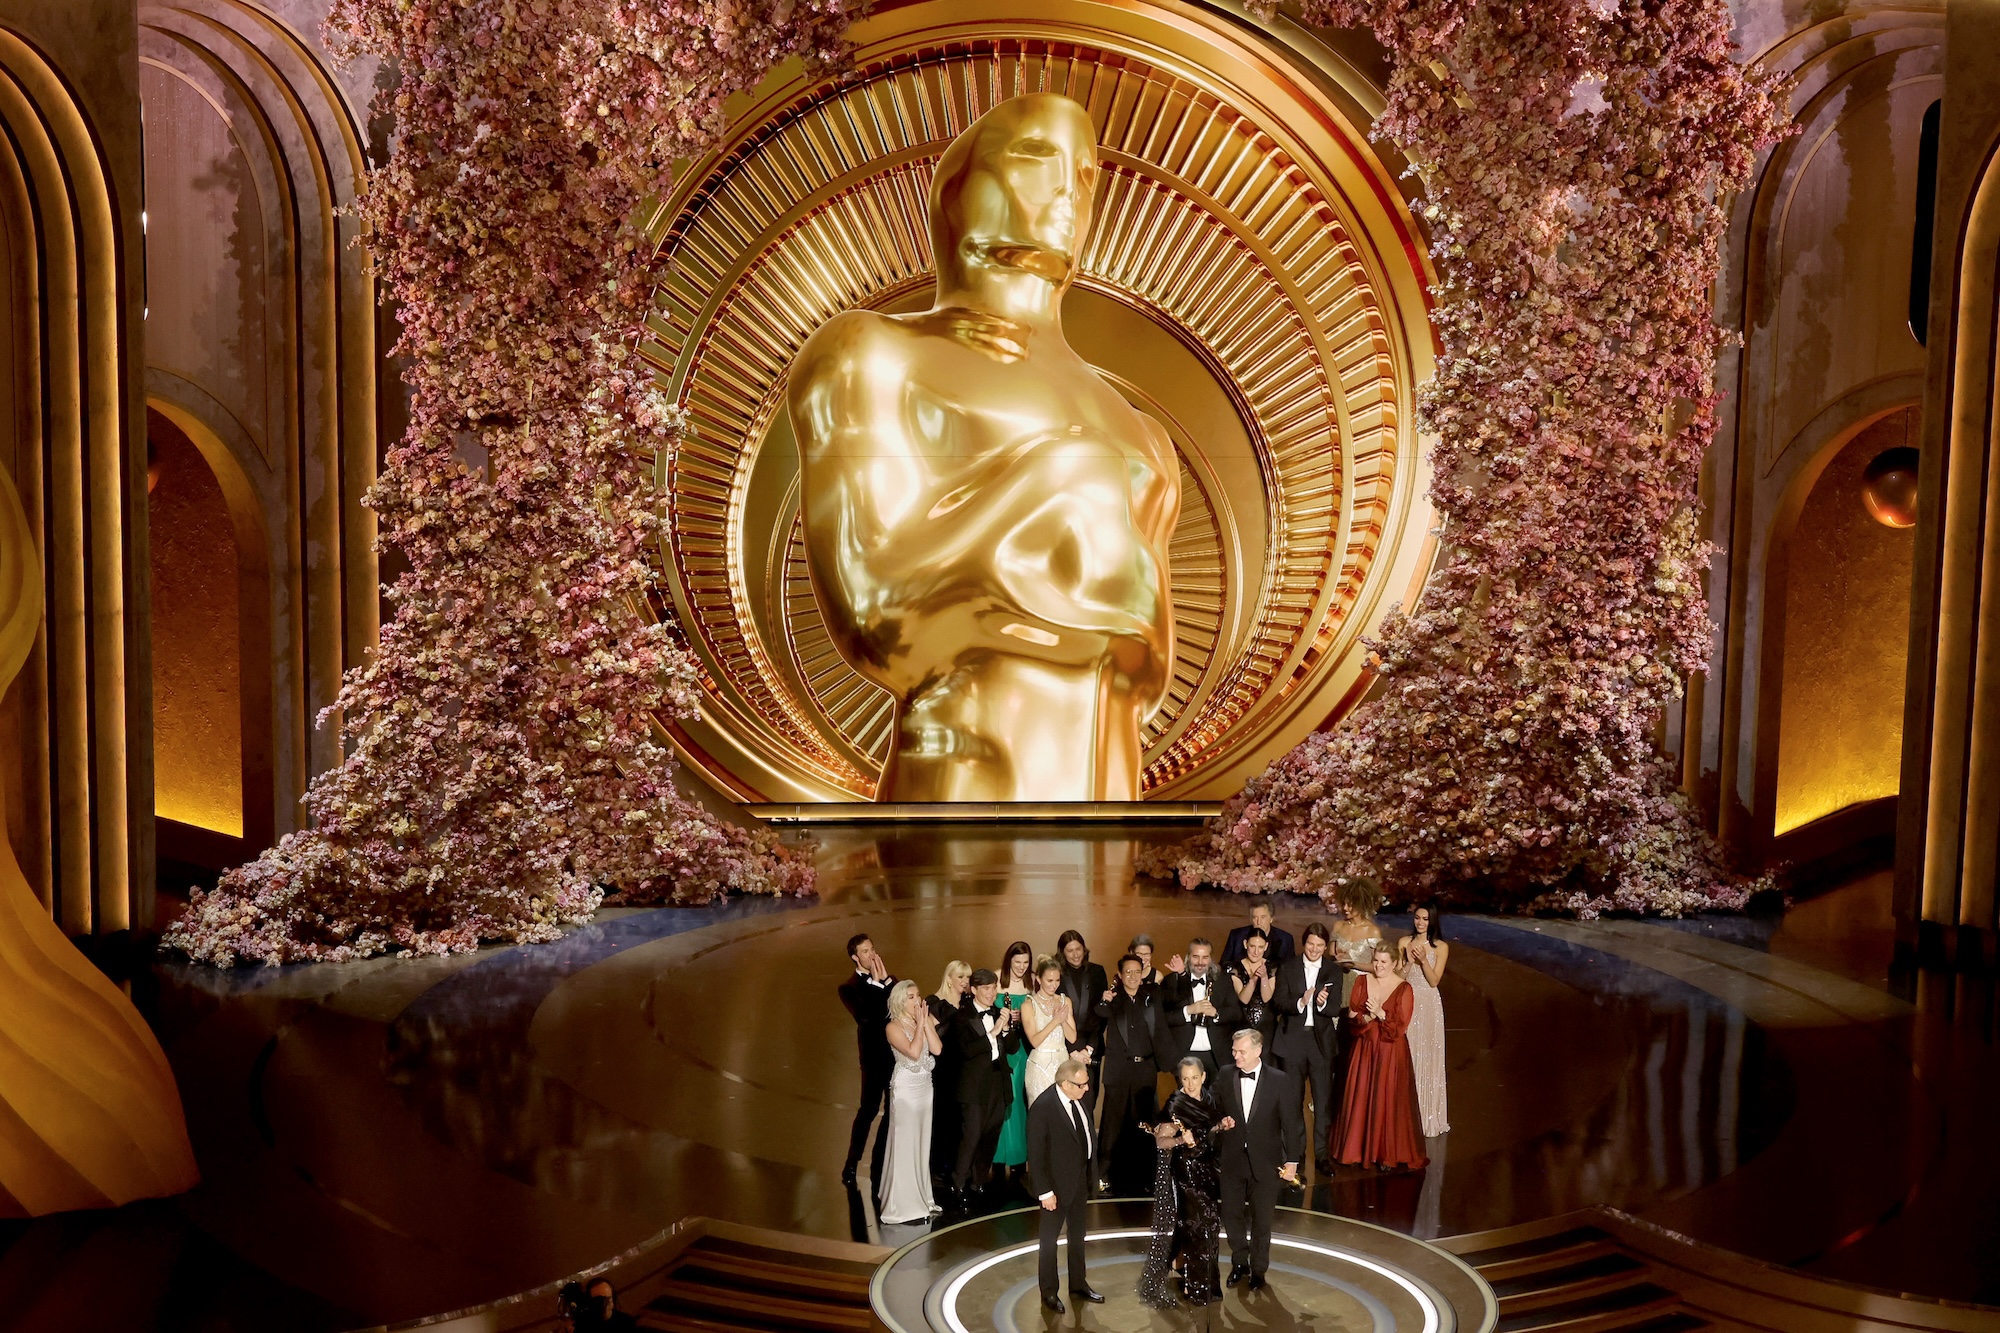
<box><xmin>871</xmin><ymin>1201</ymin><xmax>1497</xmax><ymax>1333</ymax></box>
<box><xmin>2</xmin><ymin>826</ymin><xmax>1998</xmax><ymax>1331</ymax></box>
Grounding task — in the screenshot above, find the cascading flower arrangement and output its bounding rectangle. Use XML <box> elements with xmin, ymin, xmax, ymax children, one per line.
<box><xmin>1151</xmin><ymin>0</ymin><xmax>1792</xmax><ymax>915</ymax></box>
<box><xmin>166</xmin><ymin>0</ymin><xmax>857</xmax><ymax>966</ymax></box>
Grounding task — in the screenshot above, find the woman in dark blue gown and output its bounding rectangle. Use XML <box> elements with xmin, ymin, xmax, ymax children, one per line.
<box><xmin>1137</xmin><ymin>1057</ymin><xmax>1223</xmax><ymax>1307</ymax></box>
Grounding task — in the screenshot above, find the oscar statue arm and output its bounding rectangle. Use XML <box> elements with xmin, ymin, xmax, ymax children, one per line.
<box><xmin>789</xmin><ymin>313</ymin><xmax>1066</xmax><ymax>667</ymax></box>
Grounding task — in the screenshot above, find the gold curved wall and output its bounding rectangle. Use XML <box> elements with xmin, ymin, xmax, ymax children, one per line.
<box><xmin>642</xmin><ymin>0</ymin><xmax>1435</xmax><ymax>801</ymax></box>
<box><xmin>1775</xmin><ymin>408</ymin><xmax>1917</xmax><ymax>834</ymax></box>
<box><xmin>148</xmin><ymin>410</ymin><xmax>242</xmax><ymax>837</ymax></box>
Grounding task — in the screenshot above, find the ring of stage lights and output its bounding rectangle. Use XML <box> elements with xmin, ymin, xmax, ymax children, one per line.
<box><xmin>639</xmin><ymin>0</ymin><xmax>1436</xmax><ymax>804</ymax></box>
<box><xmin>869</xmin><ymin>1202</ymin><xmax>1497</xmax><ymax>1333</ymax></box>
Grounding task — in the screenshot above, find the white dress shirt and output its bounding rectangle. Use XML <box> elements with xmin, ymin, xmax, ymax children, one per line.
<box><xmin>974</xmin><ymin>1004</ymin><xmax>1002</xmax><ymax>1060</ymax></box>
<box><xmin>1239</xmin><ymin>1062</ymin><xmax>1260</xmax><ymax>1120</ymax></box>
<box><xmin>1300</xmin><ymin>957</ymin><xmax>1323</xmax><ymax>1026</ymax></box>
<box><xmin>1184</xmin><ymin>972</ymin><xmax>1212</xmax><ymax>1052</ymax></box>
<box><xmin>1038</xmin><ymin>1092</ymin><xmax>1091</xmax><ymax>1202</ymax></box>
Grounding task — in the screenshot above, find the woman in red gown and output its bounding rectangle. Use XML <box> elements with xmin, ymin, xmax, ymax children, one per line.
<box><xmin>1330</xmin><ymin>946</ymin><xmax>1427</xmax><ymax>1170</ymax></box>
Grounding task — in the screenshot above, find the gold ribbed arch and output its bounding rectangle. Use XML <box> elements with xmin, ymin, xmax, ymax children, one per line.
<box><xmin>641</xmin><ymin>1</ymin><xmax>1436</xmax><ymax>802</ymax></box>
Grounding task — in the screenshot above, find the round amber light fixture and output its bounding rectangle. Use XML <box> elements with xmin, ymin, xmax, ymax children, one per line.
<box><xmin>1861</xmin><ymin>446</ymin><xmax>1919</xmax><ymax>528</ymax></box>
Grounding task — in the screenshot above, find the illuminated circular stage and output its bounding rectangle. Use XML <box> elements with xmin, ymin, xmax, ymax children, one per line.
<box><xmin>871</xmin><ymin>1201</ymin><xmax>1497</xmax><ymax>1333</ymax></box>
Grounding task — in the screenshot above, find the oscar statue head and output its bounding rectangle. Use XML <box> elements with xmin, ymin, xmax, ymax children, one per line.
<box><xmin>928</xmin><ymin>93</ymin><xmax>1100</xmax><ymax>300</ymax></box>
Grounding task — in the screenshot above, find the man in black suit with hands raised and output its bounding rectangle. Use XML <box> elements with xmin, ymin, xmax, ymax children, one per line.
<box><xmin>951</xmin><ymin>968</ymin><xmax>1021</xmax><ymax>1208</ymax></box>
<box><xmin>1215</xmin><ymin>1028</ymin><xmax>1305</xmax><ymax>1290</ymax></box>
<box><xmin>1163</xmin><ymin>937</ymin><xmax>1237</xmax><ymax>1079</ymax></box>
<box><xmin>837</xmin><ymin>934</ymin><xmax>895</xmax><ymax>1186</ymax></box>
<box><xmin>1029</xmin><ymin>1058</ymin><xmax>1104</xmax><ymax>1314</ymax></box>
<box><xmin>1094</xmin><ymin>953</ymin><xmax>1166</xmax><ymax>1193</ymax></box>
<box><xmin>1275</xmin><ymin>922</ymin><xmax>1341</xmax><ymax>1173</ymax></box>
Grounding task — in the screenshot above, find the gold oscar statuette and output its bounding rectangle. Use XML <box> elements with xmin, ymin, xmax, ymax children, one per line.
<box><xmin>787</xmin><ymin>93</ymin><xmax>1179</xmax><ymax>802</ymax></box>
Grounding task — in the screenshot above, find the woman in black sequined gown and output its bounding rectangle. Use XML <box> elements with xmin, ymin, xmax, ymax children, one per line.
<box><xmin>1137</xmin><ymin>1057</ymin><xmax>1223</xmax><ymax>1308</ymax></box>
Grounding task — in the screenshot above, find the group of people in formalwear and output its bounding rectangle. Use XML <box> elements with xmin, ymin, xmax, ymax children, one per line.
<box><xmin>837</xmin><ymin>881</ymin><xmax>1453</xmax><ymax>1312</ymax></box>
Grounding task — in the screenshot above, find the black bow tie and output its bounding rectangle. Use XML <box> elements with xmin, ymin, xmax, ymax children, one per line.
<box><xmin>1237</xmin><ymin>1067</ymin><xmax>1259</xmax><ymax>1080</ymax></box>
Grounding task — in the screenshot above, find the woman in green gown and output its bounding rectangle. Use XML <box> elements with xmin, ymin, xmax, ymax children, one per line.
<box><xmin>992</xmin><ymin>941</ymin><xmax>1035</xmax><ymax>1176</ymax></box>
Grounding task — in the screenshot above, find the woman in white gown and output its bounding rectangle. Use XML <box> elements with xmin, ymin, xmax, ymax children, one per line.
<box><xmin>1397</xmin><ymin>905</ymin><xmax>1451</xmax><ymax>1137</ymax></box>
<box><xmin>877</xmin><ymin>980</ymin><xmax>944</xmax><ymax>1224</ymax></box>
<box><xmin>1020</xmin><ymin>955</ymin><xmax>1082</xmax><ymax>1107</ymax></box>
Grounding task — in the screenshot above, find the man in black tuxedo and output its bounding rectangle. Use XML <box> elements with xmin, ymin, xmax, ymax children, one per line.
<box><xmin>1029</xmin><ymin>1058</ymin><xmax>1103</xmax><ymax>1313</ymax></box>
<box><xmin>1222</xmin><ymin>899</ymin><xmax>1297</xmax><ymax>969</ymax></box>
<box><xmin>1215</xmin><ymin>1028</ymin><xmax>1305</xmax><ymax>1289</ymax></box>
<box><xmin>1055</xmin><ymin>931</ymin><xmax>1109</xmax><ymax>1110</ymax></box>
<box><xmin>1162</xmin><ymin>938</ymin><xmax>1238</xmax><ymax>1079</ymax></box>
<box><xmin>1275</xmin><ymin>922</ymin><xmax>1340</xmax><ymax>1174</ymax></box>
<box><xmin>836</xmin><ymin>933</ymin><xmax>895</xmax><ymax>1186</ymax></box>
<box><xmin>1093</xmin><ymin>953</ymin><xmax>1166</xmax><ymax>1193</ymax></box>
<box><xmin>952</xmin><ymin>969</ymin><xmax>1022</xmax><ymax>1207</ymax></box>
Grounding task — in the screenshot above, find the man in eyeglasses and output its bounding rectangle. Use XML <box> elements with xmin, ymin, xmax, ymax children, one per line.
<box><xmin>1028</xmin><ymin>1058</ymin><xmax>1104</xmax><ymax>1314</ymax></box>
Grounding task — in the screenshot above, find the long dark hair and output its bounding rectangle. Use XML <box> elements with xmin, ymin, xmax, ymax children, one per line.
<box><xmin>1056</xmin><ymin>929</ymin><xmax>1090</xmax><ymax>968</ymax></box>
<box><xmin>1000</xmin><ymin>940</ymin><xmax>1033</xmax><ymax>985</ymax></box>
<box><xmin>1412</xmin><ymin>902</ymin><xmax>1445</xmax><ymax>945</ymax></box>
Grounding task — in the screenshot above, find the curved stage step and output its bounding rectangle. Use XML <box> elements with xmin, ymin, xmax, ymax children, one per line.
<box><xmin>392</xmin><ymin>1208</ymin><xmax>1998</xmax><ymax>1333</ymax></box>
<box><xmin>1439</xmin><ymin>1211</ymin><xmax>1997</xmax><ymax>1333</ymax></box>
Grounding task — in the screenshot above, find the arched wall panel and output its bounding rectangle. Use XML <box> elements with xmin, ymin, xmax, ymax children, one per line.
<box><xmin>1684</xmin><ymin>5</ymin><xmax>1943</xmax><ymax>872</ymax></box>
<box><xmin>138</xmin><ymin>1</ymin><xmax>378</xmax><ymax>862</ymax></box>
<box><xmin>0</xmin><ymin>20</ymin><xmax>150</xmax><ymax>934</ymax></box>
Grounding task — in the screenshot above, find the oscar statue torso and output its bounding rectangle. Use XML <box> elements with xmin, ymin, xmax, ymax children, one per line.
<box><xmin>786</xmin><ymin>94</ymin><xmax>1178</xmax><ymax>802</ymax></box>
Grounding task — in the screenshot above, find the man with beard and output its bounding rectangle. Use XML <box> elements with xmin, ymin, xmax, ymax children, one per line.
<box><xmin>1163</xmin><ymin>938</ymin><xmax>1238</xmax><ymax>1080</ymax></box>
<box><xmin>837</xmin><ymin>934</ymin><xmax>895</xmax><ymax>1186</ymax></box>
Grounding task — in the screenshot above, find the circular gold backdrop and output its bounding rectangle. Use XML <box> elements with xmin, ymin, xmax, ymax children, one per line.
<box><xmin>641</xmin><ymin>0</ymin><xmax>1435</xmax><ymax>802</ymax></box>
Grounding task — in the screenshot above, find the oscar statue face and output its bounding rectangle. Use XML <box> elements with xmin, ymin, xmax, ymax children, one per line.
<box><xmin>786</xmin><ymin>93</ymin><xmax>1179</xmax><ymax>802</ymax></box>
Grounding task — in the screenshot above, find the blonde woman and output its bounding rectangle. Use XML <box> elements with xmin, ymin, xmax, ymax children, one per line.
<box><xmin>878</xmin><ymin>979</ymin><xmax>943</xmax><ymax>1223</ymax></box>
<box><xmin>928</xmin><ymin>961</ymin><xmax>973</xmax><ymax>1184</ymax></box>
<box><xmin>1021</xmin><ymin>955</ymin><xmax>1081</xmax><ymax>1107</ymax></box>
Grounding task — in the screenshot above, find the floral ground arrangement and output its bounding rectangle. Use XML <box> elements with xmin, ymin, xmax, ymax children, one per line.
<box><xmin>169</xmin><ymin>0</ymin><xmax>1787</xmax><ymax>965</ymax></box>
<box><xmin>1150</xmin><ymin>0</ymin><xmax>1791</xmax><ymax>915</ymax></box>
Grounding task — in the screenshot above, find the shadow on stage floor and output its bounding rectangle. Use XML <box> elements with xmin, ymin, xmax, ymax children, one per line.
<box><xmin>1</xmin><ymin>828</ymin><xmax>1997</xmax><ymax>1331</ymax></box>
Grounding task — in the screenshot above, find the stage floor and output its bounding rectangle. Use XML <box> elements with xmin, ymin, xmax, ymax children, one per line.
<box><xmin>871</xmin><ymin>1201</ymin><xmax>1497</xmax><ymax>1333</ymax></box>
<box><xmin>3</xmin><ymin>826</ymin><xmax>1998</xmax><ymax>1331</ymax></box>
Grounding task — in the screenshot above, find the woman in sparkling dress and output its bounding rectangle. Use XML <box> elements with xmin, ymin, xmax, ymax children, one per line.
<box><xmin>1330</xmin><ymin>877</ymin><xmax>1387</xmax><ymax>978</ymax></box>
<box><xmin>876</xmin><ymin>980</ymin><xmax>944</xmax><ymax>1223</ymax></box>
<box><xmin>1137</xmin><ymin>1057</ymin><xmax>1224</xmax><ymax>1308</ymax></box>
<box><xmin>1329</xmin><ymin>876</ymin><xmax>1387</xmax><ymax>1096</ymax></box>
<box><xmin>992</xmin><ymin>941</ymin><xmax>1034</xmax><ymax>1179</ymax></box>
<box><xmin>1397</xmin><ymin>905</ymin><xmax>1451</xmax><ymax>1137</ymax></box>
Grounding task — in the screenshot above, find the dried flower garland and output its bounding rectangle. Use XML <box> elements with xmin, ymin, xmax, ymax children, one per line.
<box><xmin>168</xmin><ymin>0</ymin><xmax>1788</xmax><ymax>964</ymax></box>
<box><xmin>166</xmin><ymin>0</ymin><xmax>856</xmax><ymax>966</ymax></box>
<box><xmin>1151</xmin><ymin>0</ymin><xmax>1791</xmax><ymax>914</ymax></box>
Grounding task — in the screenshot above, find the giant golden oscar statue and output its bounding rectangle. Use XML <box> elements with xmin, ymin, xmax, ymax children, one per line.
<box><xmin>787</xmin><ymin>93</ymin><xmax>1179</xmax><ymax>802</ymax></box>
<box><xmin>0</xmin><ymin>465</ymin><xmax>198</xmax><ymax>1214</ymax></box>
